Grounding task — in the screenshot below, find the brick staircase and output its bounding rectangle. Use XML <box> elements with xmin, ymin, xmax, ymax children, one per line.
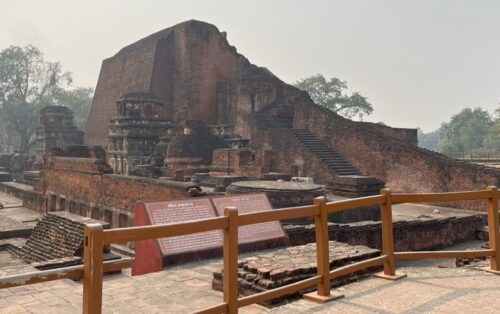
<box><xmin>257</xmin><ymin>104</ymin><xmax>293</xmax><ymax>130</ymax></box>
<box><xmin>288</xmin><ymin>129</ymin><xmax>361</xmax><ymax>175</ymax></box>
<box><xmin>257</xmin><ymin>104</ymin><xmax>361</xmax><ymax>176</ymax></box>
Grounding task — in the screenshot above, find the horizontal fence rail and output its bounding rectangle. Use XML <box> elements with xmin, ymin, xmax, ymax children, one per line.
<box><xmin>394</xmin><ymin>250</ymin><xmax>495</xmax><ymax>260</ymax></box>
<box><xmin>1</xmin><ymin>187</ymin><xmax>499</xmax><ymax>314</ymax></box>
<box><xmin>80</xmin><ymin>186</ymin><xmax>500</xmax><ymax>313</ymax></box>
<box><xmin>0</xmin><ymin>259</ymin><xmax>132</xmax><ymax>290</ymax></box>
<box><xmin>103</xmin><ymin>216</ymin><xmax>229</xmax><ymax>244</ymax></box>
<box><xmin>326</xmin><ymin>194</ymin><xmax>385</xmax><ymax>213</ymax></box>
<box><xmin>392</xmin><ymin>190</ymin><xmax>493</xmax><ymax>203</ymax></box>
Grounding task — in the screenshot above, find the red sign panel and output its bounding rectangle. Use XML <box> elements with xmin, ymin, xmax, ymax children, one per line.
<box><xmin>144</xmin><ymin>198</ymin><xmax>223</xmax><ymax>256</ymax></box>
<box><xmin>211</xmin><ymin>194</ymin><xmax>287</xmax><ymax>244</ymax></box>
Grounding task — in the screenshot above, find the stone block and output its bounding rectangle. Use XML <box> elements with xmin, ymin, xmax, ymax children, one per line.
<box><xmin>328</xmin><ymin>175</ymin><xmax>385</xmax><ymax>197</ymax></box>
<box><xmin>0</xmin><ymin>172</ymin><xmax>12</xmax><ymax>182</ymax></box>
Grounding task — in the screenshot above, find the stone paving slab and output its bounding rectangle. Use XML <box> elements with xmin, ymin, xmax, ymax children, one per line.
<box><xmin>0</xmin><ymin>191</ymin><xmax>23</xmax><ymax>208</ymax></box>
<box><xmin>0</xmin><ymin>251</ymin><xmax>36</xmax><ymax>276</ymax></box>
<box><xmin>0</xmin><ymin>257</ymin><xmax>499</xmax><ymax>313</ymax></box>
<box><xmin>0</xmin><ymin>192</ymin><xmax>40</xmax><ymax>241</ymax></box>
<box><xmin>0</xmin><ymin>191</ymin><xmax>40</xmax><ymax>227</ymax></box>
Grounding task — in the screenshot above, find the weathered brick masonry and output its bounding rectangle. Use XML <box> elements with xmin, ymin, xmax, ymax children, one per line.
<box><xmin>285</xmin><ymin>213</ymin><xmax>484</xmax><ymax>251</ymax></box>
<box><xmin>84</xmin><ymin>19</ymin><xmax>500</xmax><ymax>212</ymax></box>
<box><xmin>42</xmin><ymin>156</ymin><xmax>196</xmax><ymax>228</ymax></box>
<box><xmin>215</xmin><ymin>72</ymin><xmax>499</xmax><ymax>210</ymax></box>
<box><xmin>292</xmin><ymin>99</ymin><xmax>500</xmax><ymax>210</ymax></box>
<box><xmin>86</xmin><ymin>20</ymin><xmax>256</xmax><ymax>147</ymax></box>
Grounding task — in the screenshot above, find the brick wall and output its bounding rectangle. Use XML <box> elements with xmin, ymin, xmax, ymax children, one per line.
<box><xmin>215</xmin><ymin>72</ymin><xmax>499</xmax><ymax>211</ymax></box>
<box><xmin>42</xmin><ymin>156</ymin><xmax>196</xmax><ymax>227</ymax></box>
<box><xmin>215</xmin><ymin>70</ymin><xmax>280</xmax><ymax>140</ymax></box>
<box><xmin>293</xmin><ymin>98</ymin><xmax>500</xmax><ymax>210</ymax></box>
<box><xmin>85</xmin><ymin>20</ymin><xmax>255</xmax><ymax>147</ymax></box>
<box><xmin>286</xmin><ymin>214</ymin><xmax>485</xmax><ymax>251</ymax></box>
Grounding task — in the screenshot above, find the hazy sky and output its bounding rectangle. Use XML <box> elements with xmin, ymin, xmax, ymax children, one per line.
<box><xmin>1</xmin><ymin>0</ymin><xmax>499</xmax><ymax>132</ymax></box>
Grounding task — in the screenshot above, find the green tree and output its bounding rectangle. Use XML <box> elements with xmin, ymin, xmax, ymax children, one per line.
<box><xmin>417</xmin><ymin>128</ymin><xmax>440</xmax><ymax>151</ymax></box>
<box><xmin>437</xmin><ymin>107</ymin><xmax>492</xmax><ymax>153</ymax></box>
<box><xmin>485</xmin><ymin>107</ymin><xmax>500</xmax><ymax>150</ymax></box>
<box><xmin>294</xmin><ymin>74</ymin><xmax>373</xmax><ymax>119</ymax></box>
<box><xmin>55</xmin><ymin>87</ymin><xmax>94</xmax><ymax>130</ymax></box>
<box><xmin>0</xmin><ymin>45</ymin><xmax>71</xmax><ymax>152</ymax></box>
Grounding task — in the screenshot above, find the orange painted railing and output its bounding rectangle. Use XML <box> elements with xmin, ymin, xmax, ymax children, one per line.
<box><xmin>81</xmin><ymin>187</ymin><xmax>500</xmax><ymax>313</ymax></box>
<box><xmin>1</xmin><ymin>187</ymin><xmax>499</xmax><ymax>314</ymax></box>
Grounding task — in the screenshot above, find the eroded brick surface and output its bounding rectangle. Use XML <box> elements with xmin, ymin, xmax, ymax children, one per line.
<box><xmin>211</xmin><ymin>241</ymin><xmax>380</xmax><ymax>305</ymax></box>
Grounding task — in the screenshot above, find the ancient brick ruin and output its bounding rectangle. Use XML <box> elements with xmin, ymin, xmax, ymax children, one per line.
<box><xmin>79</xmin><ymin>19</ymin><xmax>500</xmax><ymax>213</ymax></box>
<box><xmin>0</xmin><ymin>19</ymin><xmax>496</xmax><ymax>237</ymax></box>
<box><xmin>108</xmin><ymin>92</ymin><xmax>172</xmax><ymax>175</ymax></box>
<box><xmin>6</xmin><ymin>211</ymin><xmax>109</xmax><ymax>270</ymax></box>
<box><xmin>34</xmin><ymin>105</ymin><xmax>83</xmax><ymax>169</ymax></box>
<box><xmin>212</xmin><ymin>241</ymin><xmax>381</xmax><ymax>305</ymax></box>
<box><xmin>1</xmin><ymin>18</ymin><xmax>499</xmax><ymax>314</ymax></box>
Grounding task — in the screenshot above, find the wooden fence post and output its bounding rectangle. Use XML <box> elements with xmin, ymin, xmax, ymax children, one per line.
<box><xmin>486</xmin><ymin>186</ymin><xmax>500</xmax><ymax>273</ymax></box>
<box><xmin>223</xmin><ymin>208</ymin><xmax>239</xmax><ymax>313</ymax></box>
<box><xmin>304</xmin><ymin>197</ymin><xmax>343</xmax><ymax>303</ymax></box>
<box><xmin>82</xmin><ymin>224</ymin><xmax>104</xmax><ymax>314</ymax></box>
<box><xmin>375</xmin><ymin>189</ymin><xmax>406</xmax><ymax>280</ymax></box>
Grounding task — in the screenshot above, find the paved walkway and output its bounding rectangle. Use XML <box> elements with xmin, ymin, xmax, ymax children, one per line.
<box><xmin>0</xmin><ymin>257</ymin><xmax>498</xmax><ymax>313</ymax></box>
<box><xmin>0</xmin><ymin>191</ymin><xmax>498</xmax><ymax>313</ymax></box>
<box><xmin>0</xmin><ymin>191</ymin><xmax>40</xmax><ymax>233</ymax></box>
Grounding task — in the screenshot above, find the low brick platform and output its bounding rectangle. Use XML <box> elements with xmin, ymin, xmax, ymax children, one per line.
<box><xmin>0</xmin><ymin>205</ymin><xmax>39</xmax><ymax>240</ymax></box>
<box><xmin>212</xmin><ymin>241</ymin><xmax>380</xmax><ymax>305</ymax></box>
<box><xmin>226</xmin><ymin>181</ymin><xmax>325</xmax><ymax>207</ymax></box>
<box><xmin>286</xmin><ymin>203</ymin><xmax>486</xmax><ymax>251</ymax></box>
<box><xmin>0</xmin><ymin>172</ymin><xmax>12</xmax><ymax>182</ymax></box>
<box><xmin>0</xmin><ymin>182</ymin><xmax>45</xmax><ymax>213</ymax></box>
<box><xmin>328</xmin><ymin>175</ymin><xmax>385</xmax><ymax>197</ymax></box>
<box><xmin>226</xmin><ymin>181</ymin><xmax>325</xmax><ymax>224</ymax></box>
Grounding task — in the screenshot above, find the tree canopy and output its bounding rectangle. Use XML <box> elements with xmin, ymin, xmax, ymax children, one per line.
<box><xmin>484</xmin><ymin>108</ymin><xmax>500</xmax><ymax>151</ymax></box>
<box><xmin>55</xmin><ymin>87</ymin><xmax>94</xmax><ymax>130</ymax></box>
<box><xmin>417</xmin><ymin>128</ymin><xmax>440</xmax><ymax>151</ymax></box>
<box><xmin>431</xmin><ymin>107</ymin><xmax>493</xmax><ymax>153</ymax></box>
<box><xmin>294</xmin><ymin>74</ymin><xmax>373</xmax><ymax>120</ymax></box>
<box><xmin>0</xmin><ymin>45</ymin><xmax>93</xmax><ymax>153</ymax></box>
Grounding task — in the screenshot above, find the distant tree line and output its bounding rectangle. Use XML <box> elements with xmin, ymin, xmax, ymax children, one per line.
<box><xmin>418</xmin><ymin>107</ymin><xmax>500</xmax><ymax>153</ymax></box>
<box><xmin>0</xmin><ymin>45</ymin><xmax>93</xmax><ymax>153</ymax></box>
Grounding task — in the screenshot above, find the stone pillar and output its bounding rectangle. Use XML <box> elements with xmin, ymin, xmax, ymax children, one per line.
<box><xmin>112</xmin><ymin>211</ymin><xmax>120</xmax><ymax>229</ymax></box>
<box><xmin>48</xmin><ymin>193</ymin><xmax>57</xmax><ymax>212</ymax></box>
<box><xmin>57</xmin><ymin>196</ymin><xmax>66</xmax><ymax>211</ymax></box>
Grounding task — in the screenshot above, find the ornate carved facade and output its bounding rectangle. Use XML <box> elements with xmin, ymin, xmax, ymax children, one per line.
<box><xmin>107</xmin><ymin>92</ymin><xmax>172</xmax><ymax>175</ymax></box>
<box><xmin>35</xmin><ymin>106</ymin><xmax>83</xmax><ymax>167</ymax></box>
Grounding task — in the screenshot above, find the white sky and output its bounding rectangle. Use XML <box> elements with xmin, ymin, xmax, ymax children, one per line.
<box><xmin>1</xmin><ymin>0</ymin><xmax>499</xmax><ymax>132</ymax></box>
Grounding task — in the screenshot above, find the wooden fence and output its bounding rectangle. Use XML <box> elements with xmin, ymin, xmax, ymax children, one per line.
<box><xmin>1</xmin><ymin>187</ymin><xmax>499</xmax><ymax>313</ymax></box>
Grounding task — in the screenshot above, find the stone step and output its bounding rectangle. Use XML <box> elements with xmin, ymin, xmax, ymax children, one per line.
<box><xmin>326</xmin><ymin>163</ymin><xmax>357</xmax><ymax>168</ymax></box>
<box><xmin>326</xmin><ymin>165</ymin><xmax>356</xmax><ymax>169</ymax></box>
<box><xmin>311</xmin><ymin>151</ymin><xmax>342</xmax><ymax>155</ymax></box>
<box><xmin>333</xmin><ymin>168</ymin><xmax>360</xmax><ymax>172</ymax></box>
<box><xmin>328</xmin><ymin>168</ymin><xmax>357</xmax><ymax>173</ymax></box>
<box><xmin>311</xmin><ymin>150</ymin><xmax>340</xmax><ymax>153</ymax></box>
<box><xmin>299</xmin><ymin>142</ymin><xmax>324</xmax><ymax>145</ymax></box>
<box><xmin>304</xmin><ymin>147</ymin><xmax>333</xmax><ymax>150</ymax></box>
<box><xmin>258</xmin><ymin>106</ymin><xmax>362</xmax><ymax>177</ymax></box>
<box><xmin>322</xmin><ymin>157</ymin><xmax>348</xmax><ymax>161</ymax></box>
